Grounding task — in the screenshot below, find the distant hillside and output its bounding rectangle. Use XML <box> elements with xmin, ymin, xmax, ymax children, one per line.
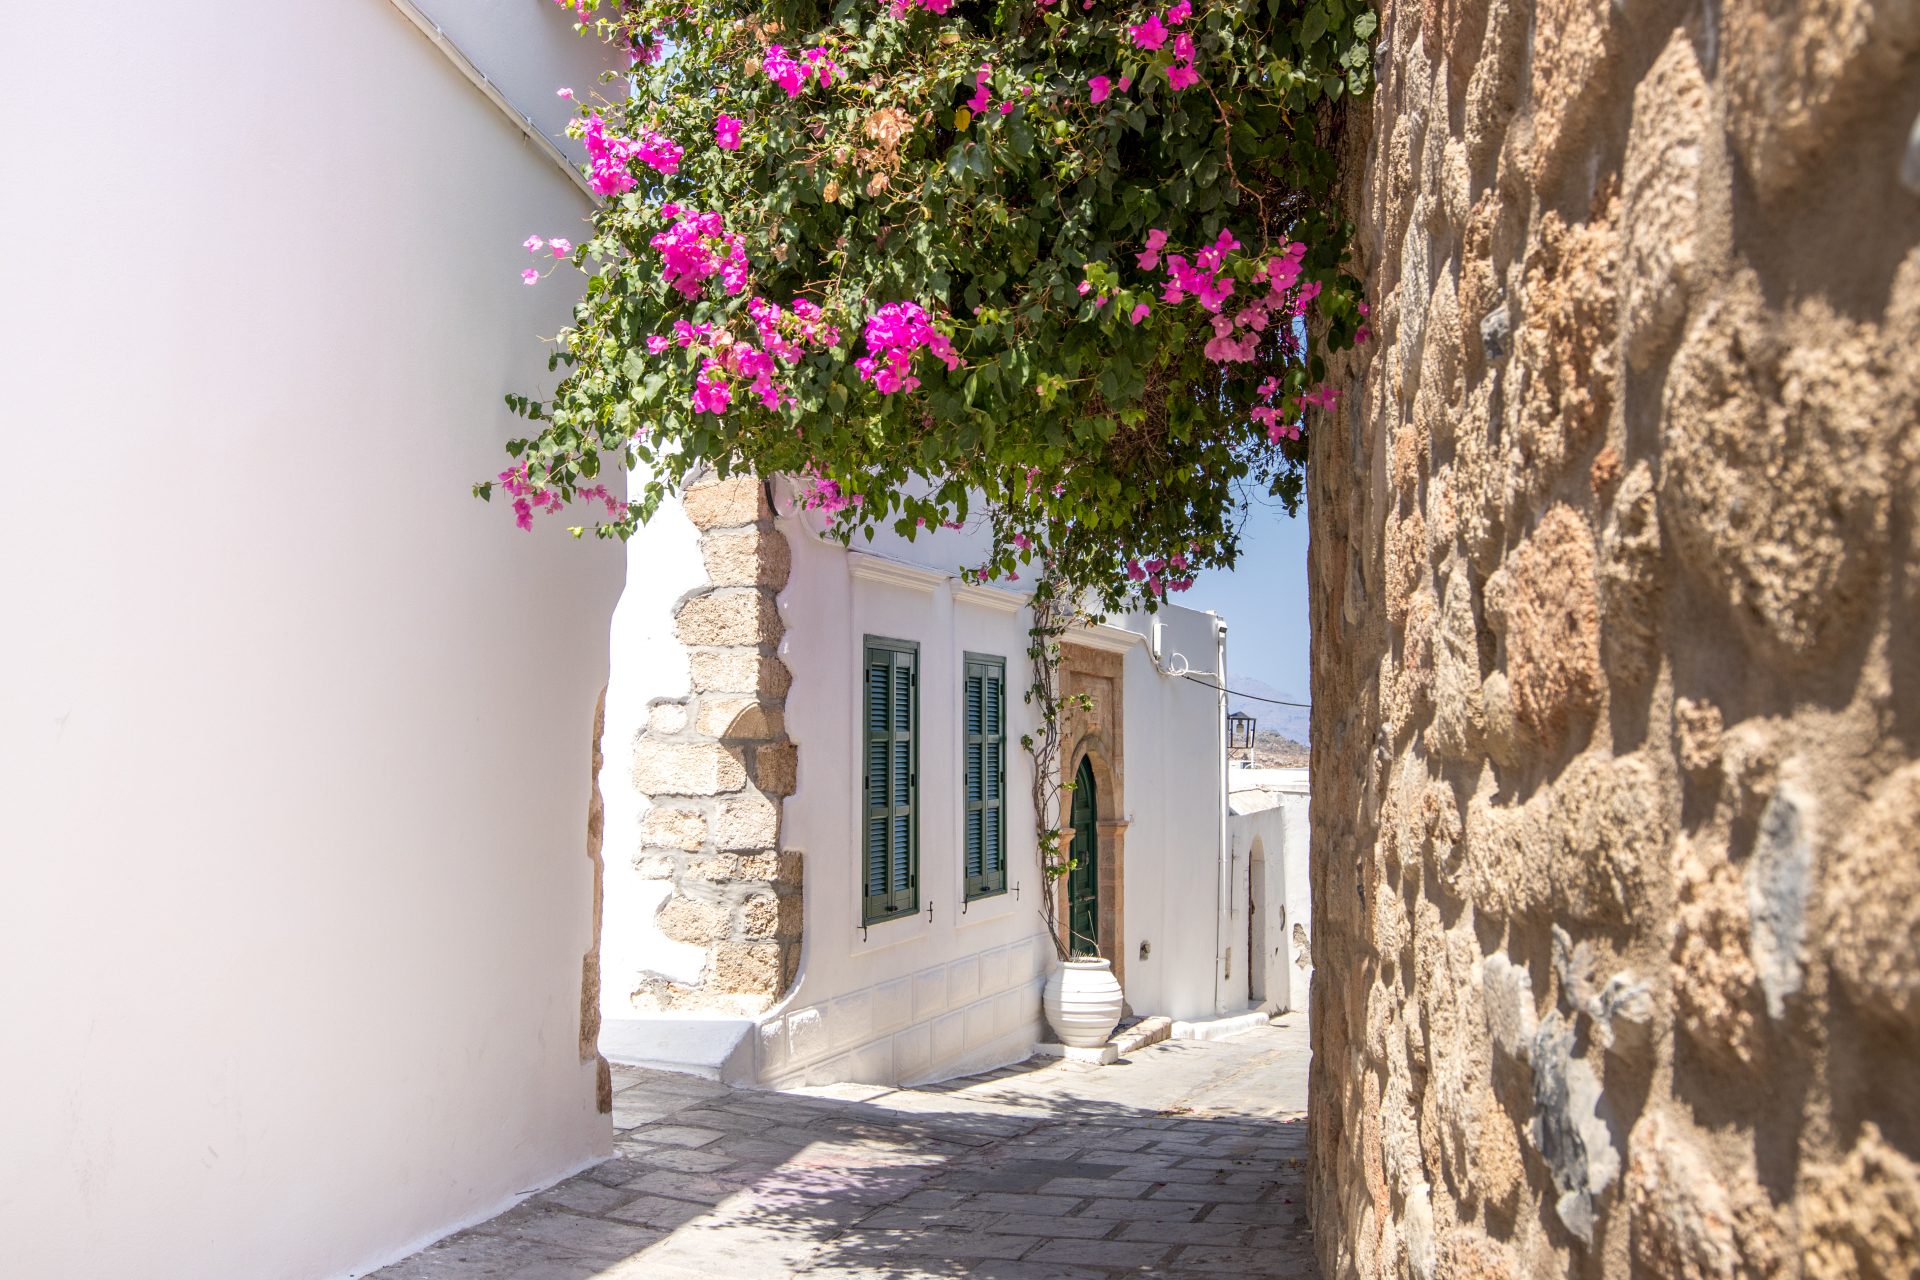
<box><xmin>1248</xmin><ymin>729</ymin><xmax>1310</xmax><ymax>769</ymax></box>
<box><xmin>1224</xmin><ymin>674</ymin><xmax>1311</xmax><ymax>745</ymax></box>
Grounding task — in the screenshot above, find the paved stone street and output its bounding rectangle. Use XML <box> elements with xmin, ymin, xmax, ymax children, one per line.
<box><xmin>374</xmin><ymin>1017</ymin><xmax>1315</xmax><ymax>1279</ymax></box>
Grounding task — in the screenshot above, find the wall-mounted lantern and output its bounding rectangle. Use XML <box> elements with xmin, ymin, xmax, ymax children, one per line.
<box><xmin>1227</xmin><ymin>710</ymin><xmax>1257</xmax><ymax>762</ymax></box>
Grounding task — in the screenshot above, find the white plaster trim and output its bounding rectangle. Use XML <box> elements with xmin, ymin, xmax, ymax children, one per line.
<box><xmin>1066</xmin><ymin>622</ymin><xmax>1147</xmax><ymax>654</ymax></box>
<box><xmin>847</xmin><ymin>551</ymin><xmax>948</xmax><ymax>592</ymax></box>
<box><xmin>949</xmin><ymin>579</ymin><xmax>1029</xmax><ymax>612</ymax></box>
<box><xmin>384</xmin><ymin>0</ymin><xmax>595</xmax><ymax>200</ymax></box>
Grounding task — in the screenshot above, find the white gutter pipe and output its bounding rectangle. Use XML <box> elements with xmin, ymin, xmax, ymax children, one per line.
<box><xmin>1215</xmin><ymin>616</ymin><xmax>1231</xmax><ymax>1014</ymax></box>
<box><xmin>383</xmin><ymin>0</ymin><xmax>597</xmax><ymax>200</ymax></box>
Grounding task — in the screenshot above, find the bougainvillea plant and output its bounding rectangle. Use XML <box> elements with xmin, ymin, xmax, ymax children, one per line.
<box><xmin>486</xmin><ymin>0</ymin><xmax>1376</xmax><ymax>613</ymax></box>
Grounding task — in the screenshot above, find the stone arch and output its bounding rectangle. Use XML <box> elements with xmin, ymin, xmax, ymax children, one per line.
<box><xmin>1057</xmin><ymin>639</ymin><xmax>1130</xmax><ymax>988</ymax></box>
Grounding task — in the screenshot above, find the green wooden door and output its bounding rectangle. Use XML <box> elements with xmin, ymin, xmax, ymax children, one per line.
<box><xmin>1067</xmin><ymin>756</ymin><xmax>1099</xmax><ymax>956</ymax></box>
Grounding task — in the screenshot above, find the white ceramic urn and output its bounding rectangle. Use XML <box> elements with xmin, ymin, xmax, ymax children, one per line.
<box><xmin>1043</xmin><ymin>956</ymin><xmax>1125</xmax><ymax>1047</ymax></box>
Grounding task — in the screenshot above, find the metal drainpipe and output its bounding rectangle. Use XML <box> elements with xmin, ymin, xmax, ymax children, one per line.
<box><xmin>1215</xmin><ymin>616</ymin><xmax>1231</xmax><ymax>1015</ymax></box>
<box><xmin>383</xmin><ymin>0</ymin><xmax>596</xmax><ymax>200</ymax></box>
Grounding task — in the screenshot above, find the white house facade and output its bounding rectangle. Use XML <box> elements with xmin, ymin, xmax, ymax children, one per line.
<box><xmin>1229</xmin><ymin>768</ymin><xmax>1314</xmax><ymax>1016</ymax></box>
<box><xmin>597</xmin><ymin>473</ymin><xmax>1254</xmax><ymax>1086</ymax></box>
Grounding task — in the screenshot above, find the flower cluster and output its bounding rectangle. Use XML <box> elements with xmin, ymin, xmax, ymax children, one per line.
<box><xmin>1127</xmin><ymin>3</ymin><xmax>1200</xmax><ymax>89</ymax></box>
<box><xmin>1137</xmin><ymin>232</ymin><xmax>1317</xmax><ymax>366</ymax></box>
<box><xmin>499</xmin><ymin>461</ymin><xmax>564</xmax><ymax>529</ymax></box>
<box><xmin>581</xmin><ymin>115</ymin><xmax>682</xmax><ymax>195</ymax></box>
<box><xmin>1251</xmin><ymin>377</ymin><xmax>1302</xmax><ymax>443</ymax></box>
<box><xmin>796</xmin><ymin>469</ymin><xmax>861</xmax><ymax>516</ymax></box>
<box><xmin>855</xmin><ymin>302</ymin><xmax>961</xmax><ymax>394</ymax></box>
<box><xmin>763</xmin><ymin>44</ymin><xmax>838</xmax><ymax>97</ymax></box>
<box><xmin>714</xmin><ymin>114</ymin><xmax>742</xmax><ymax>150</ymax></box>
<box><xmin>679</xmin><ymin>296</ymin><xmax>841</xmax><ymax>418</ymax></box>
<box><xmin>649</xmin><ymin>206</ymin><xmax>750</xmax><ymax>298</ymax></box>
<box><xmin>887</xmin><ymin>0</ymin><xmax>954</xmax><ymax>14</ymax></box>
<box><xmin>1123</xmin><ymin>550</ymin><xmax>1195</xmax><ymax>595</ymax></box>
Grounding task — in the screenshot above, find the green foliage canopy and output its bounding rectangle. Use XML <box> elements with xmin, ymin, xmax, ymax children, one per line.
<box><xmin>487</xmin><ymin>0</ymin><xmax>1375</xmax><ymax>607</ymax></box>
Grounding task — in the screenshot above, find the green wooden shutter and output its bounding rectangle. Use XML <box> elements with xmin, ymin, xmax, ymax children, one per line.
<box><xmin>863</xmin><ymin>638</ymin><xmax>918</xmax><ymax>923</ymax></box>
<box><xmin>963</xmin><ymin>653</ymin><xmax>1007</xmax><ymax>900</ymax></box>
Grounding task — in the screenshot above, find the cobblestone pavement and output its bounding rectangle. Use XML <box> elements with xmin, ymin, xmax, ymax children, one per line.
<box><xmin>374</xmin><ymin>1017</ymin><xmax>1315</xmax><ymax>1279</ymax></box>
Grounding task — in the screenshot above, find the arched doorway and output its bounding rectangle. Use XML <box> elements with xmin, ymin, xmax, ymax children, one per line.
<box><xmin>1067</xmin><ymin>755</ymin><xmax>1100</xmax><ymax>956</ymax></box>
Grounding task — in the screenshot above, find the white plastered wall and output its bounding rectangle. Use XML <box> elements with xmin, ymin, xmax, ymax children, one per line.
<box><xmin>758</xmin><ymin>508</ymin><xmax>1054</xmax><ymax>1085</ymax></box>
<box><xmin>0</xmin><ymin>5</ymin><xmax>619</xmax><ymax>1277</ymax></box>
<box><xmin>1115</xmin><ymin>605</ymin><xmax>1235</xmax><ymax>1021</ymax></box>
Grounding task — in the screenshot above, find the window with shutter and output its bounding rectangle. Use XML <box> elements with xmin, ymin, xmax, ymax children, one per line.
<box><xmin>862</xmin><ymin>637</ymin><xmax>918</xmax><ymax>923</ymax></box>
<box><xmin>963</xmin><ymin>653</ymin><xmax>1007</xmax><ymax>900</ymax></box>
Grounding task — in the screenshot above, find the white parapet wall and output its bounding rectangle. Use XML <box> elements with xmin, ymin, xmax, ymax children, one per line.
<box><xmin>0</xmin><ymin>6</ymin><xmax>619</xmax><ymax>1277</ymax></box>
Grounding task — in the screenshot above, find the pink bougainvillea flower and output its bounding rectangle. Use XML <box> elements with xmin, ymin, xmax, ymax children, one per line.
<box><xmin>556</xmin><ymin>86</ymin><xmax>574</xmax><ymax>99</ymax></box>
<box><xmin>521</xmin><ymin>268</ymin><xmax>540</xmax><ymax>284</ymax></box>
<box><xmin>802</xmin><ymin>47</ymin><xmax>839</xmax><ymax>88</ymax></box>
<box><xmin>1130</xmin><ymin>302</ymin><xmax>1151</xmax><ymax>324</ymax></box>
<box><xmin>715</xmin><ymin>113</ymin><xmax>742</xmax><ymax>150</ymax></box>
<box><xmin>581</xmin><ymin>114</ymin><xmax>636</xmax><ymax>194</ymax></box>
<box><xmin>1078</xmin><ymin>280</ymin><xmax>1093</xmax><ymax>295</ymax></box>
<box><xmin>692</xmin><ymin>360</ymin><xmax>733</xmax><ymax>415</ymax></box>
<box><xmin>1167</xmin><ymin>61</ymin><xmax>1200</xmax><ymax>90</ymax></box>
<box><xmin>1356</xmin><ymin>325</ymin><xmax>1372</xmax><ymax>343</ymax></box>
<box><xmin>1089</xmin><ymin>75</ymin><xmax>1112</xmax><ymax>104</ymax></box>
<box><xmin>1167</xmin><ymin>0</ymin><xmax>1193</xmax><ymax>22</ymax></box>
<box><xmin>763</xmin><ymin>44</ymin><xmax>807</xmax><ymax>96</ymax></box>
<box><xmin>1118</xmin><ymin>75</ymin><xmax>1133</xmax><ymax>91</ymax></box>
<box><xmin>856</xmin><ymin>301</ymin><xmax>959</xmax><ymax>395</ymax></box>
<box><xmin>1137</xmin><ymin>228</ymin><xmax>1168</xmax><ymax>271</ymax></box>
<box><xmin>523</xmin><ymin>235</ymin><xmax>546</xmax><ymax>253</ymax></box>
<box><xmin>646</xmin><ymin>335</ymin><xmax>670</xmax><ymax>354</ymax></box>
<box><xmin>1172</xmin><ymin>32</ymin><xmax>1196</xmax><ymax>60</ymax></box>
<box><xmin>1129</xmin><ymin>15</ymin><xmax>1168</xmax><ymax>48</ymax></box>
<box><xmin>548</xmin><ymin>238</ymin><xmax>573</xmax><ymax>256</ymax></box>
<box><xmin>634</xmin><ymin>129</ymin><xmax>683</xmax><ymax>175</ymax></box>
<box><xmin>968</xmin><ymin>63</ymin><xmax>992</xmax><ymax>112</ymax></box>
<box><xmin>1301</xmin><ymin>384</ymin><xmax>1339</xmax><ymax>409</ymax></box>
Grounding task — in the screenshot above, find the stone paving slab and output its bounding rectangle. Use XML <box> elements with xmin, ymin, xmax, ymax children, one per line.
<box><xmin>372</xmin><ymin>1017</ymin><xmax>1315</xmax><ymax>1279</ymax></box>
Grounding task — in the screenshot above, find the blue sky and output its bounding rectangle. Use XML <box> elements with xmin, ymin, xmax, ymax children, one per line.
<box><xmin>1184</xmin><ymin>492</ymin><xmax>1311</xmax><ymax>702</ymax></box>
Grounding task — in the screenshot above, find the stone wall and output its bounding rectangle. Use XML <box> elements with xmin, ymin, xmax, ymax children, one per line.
<box><xmin>1310</xmin><ymin>1</ymin><xmax>1920</xmax><ymax>1276</ymax></box>
<box><xmin>625</xmin><ymin>473</ymin><xmax>803</xmax><ymax>1014</ymax></box>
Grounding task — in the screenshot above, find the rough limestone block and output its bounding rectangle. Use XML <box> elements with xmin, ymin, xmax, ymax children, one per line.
<box><xmin>656</xmin><ymin>894</ymin><xmax>733</xmax><ymax>946</ymax></box>
<box><xmin>674</xmin><ymin>590</ymin><xmax>782</xmax><ymax>648</ymax></box>
<box><xmin>711</xmin><ymin>792</ymin><xmax>780</xmax><ymax>851</ymax></box>
<box><xmin>694</xmin><ymin>697</ymin><xmax>784</xmax><ymax>741</ymax></box>
<box><xmin>1824</xmin><ymin>762</ymin><xmax>1920</xmax><ymax>1029</ymax></box>
<box><xmin>1504</xmin><ymin>504</ymin><xmax>1602</xmax><ymax>746</ymax></box>
<box><xmin>682</xmin><ymin>474</ymin><xmax>770</xmax><ymax>530</ymax></box>
<box><xmin>642</xmin><ymin>806</ymin><xmax>707</xmax><ymax>853</ymax></box>
<box><xmin>647</xmin><ymin>701</ymin><xmax>689</xmax><ymax>735</ymax></box>
<box><xmin>709</xmin><ymin>941</ymin><xmax>781</xmax><ymax>995</ymax></box>
<box><xmin>633</xmin><ymin>739</ymin><xmax>746</xmax><ymax>796</ymax></box>
<box><xmin>700</xmin><ymin>527</ymin><xmax>792</xmax><ymax>589</ymax></box>
<box><xmin>688</xmin><ymin>649</ymin><xmax>792</xmax><ymax>698</ymax></box>
<box><xmin>752</xmin><ymin>742</ymin><xmax>799</xmax><ymax>796</ymax></box>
